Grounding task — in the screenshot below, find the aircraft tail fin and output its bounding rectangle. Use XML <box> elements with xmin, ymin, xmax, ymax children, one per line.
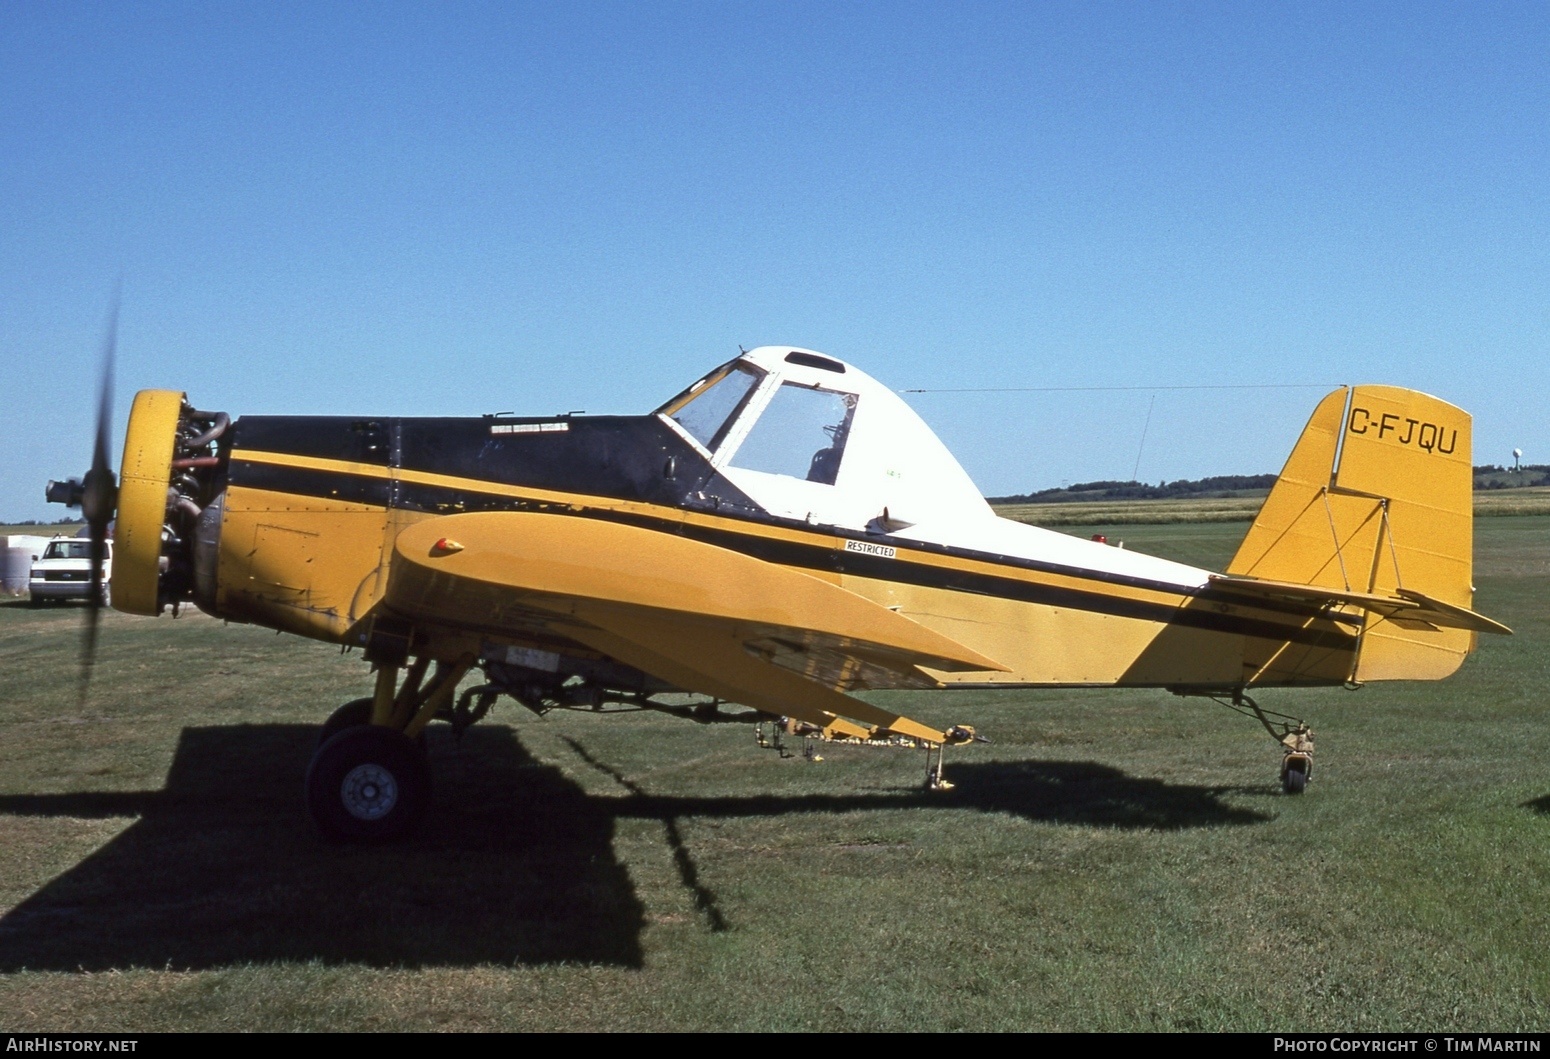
<box><xmin>1226</xmin><ymin>385</ymin><xmax>1486</xmax><ymax>681</ymax></box>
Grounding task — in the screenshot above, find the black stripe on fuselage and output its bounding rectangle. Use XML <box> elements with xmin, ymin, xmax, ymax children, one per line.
<box><xmin>607</xmin><ymin>509</ymin><xmax>1357</xmax><ymax>651</ymax></box>
<box><xmin>228</xmin><ymin>414</ymin><xmax>763</xmax><ymax>516</ymax></box>
<box><xmin>228</xmin><ymin>453</ymin><xmax>1357</xmax><ymax>652</ymax></box>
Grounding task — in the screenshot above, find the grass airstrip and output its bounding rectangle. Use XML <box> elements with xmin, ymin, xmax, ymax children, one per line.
<box><xmin>0</xmin><ymin>515</ymin><xmax>1546</xmax><ymax>1031</ymax></box>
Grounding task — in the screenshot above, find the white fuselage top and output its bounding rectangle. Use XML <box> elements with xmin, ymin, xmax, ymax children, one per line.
<box><xmin>657</xmin><ymin>347</ymin><xmax>1212</xmax><ymax>592</ymax></box>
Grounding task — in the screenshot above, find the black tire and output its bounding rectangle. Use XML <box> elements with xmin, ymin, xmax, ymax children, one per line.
<box><xmin>306</xmin><ymin>725</ymin><xmax>431</xmax><ymax>843</ymax></box>
<box><xmin>1282</xmin><ymin>760</ymin><xmax>1309</xmax><ymax>794</ymax></box>
<box><xmin>318</xmin><ymin>697</ymin><xmax>375</xmax><ymax>747</ymax></box>
<box><xmin>318</xmin><ymin>697</ymin><xmax>430</xmax><ymax>752</ymax></box>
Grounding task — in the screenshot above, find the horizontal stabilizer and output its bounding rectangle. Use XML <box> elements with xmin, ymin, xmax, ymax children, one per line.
<box><xmin>1392</xmin><ymin>588</ymin><xmax>1513</xmax><ymax>636</ymax></box>
<box><xmin>1208</xmin><ymin>575</ymin><xmax>1511</xmax><ymax>636</ymax></box>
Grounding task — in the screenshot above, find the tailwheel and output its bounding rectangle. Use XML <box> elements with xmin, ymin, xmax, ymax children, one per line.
<box><xmin>1203</xmin><ymin>689</ymin><xmax>1314</xmax><ymax>794</ymax></box>
<box><xmin>1280</xmin><ymin>727</ymin><xmax>1314</xmax><ymax>795</ymax></box>
<box><xmin>1282</xmin><ymin>754</ymin><xmax>1310</xmax><ymax>794</ymax></box>
<box><xmin>306</xmin><ymin>725</ymin><xmax>431</xmax><ymax>843</ymax></box>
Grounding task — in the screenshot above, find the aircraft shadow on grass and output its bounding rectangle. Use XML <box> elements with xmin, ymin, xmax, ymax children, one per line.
<box><xmin>0</xmin><ymin>724</ymin><xmax>1270</xmax><ymax>972</ymax></box>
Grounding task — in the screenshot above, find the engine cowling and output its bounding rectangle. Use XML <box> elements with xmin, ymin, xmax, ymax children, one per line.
<box><xmin>112</xmin><ymin>390</ymin><xmax>229</xmax><ymax>616</ymax></box>
<box><xmin>113</xmin><ymin>390</ymin><xmax>183</xmax><ymax>614</ymax></box>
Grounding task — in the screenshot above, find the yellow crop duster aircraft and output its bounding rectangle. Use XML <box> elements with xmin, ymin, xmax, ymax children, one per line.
<box><xmin>48</xmin><ymin>344</ymin><xmax>1509</xmax><ymax>841</ymax></box>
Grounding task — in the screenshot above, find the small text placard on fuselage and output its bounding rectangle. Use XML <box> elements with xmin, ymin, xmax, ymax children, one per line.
<box><xmin>843</xmin><ymin>539</ymin><xmax>896</xmax><ymax>559</ymax></box>
<box><xmin>490</xmin><ymin>423</ymin><xmax>570</xmax><ymax>436</ymax></box>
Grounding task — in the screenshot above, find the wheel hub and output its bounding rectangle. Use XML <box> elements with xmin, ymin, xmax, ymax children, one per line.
<box><xmin>340</xmin><ymin>763</ymin><xmax>399</xmax><ymax>821</ymax></box>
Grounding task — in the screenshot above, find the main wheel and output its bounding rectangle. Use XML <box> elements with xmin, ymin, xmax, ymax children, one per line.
<box><xmin>306</xmin><ymin>725</ymin><xmax>431</xmax><ymax>843</ymax></box>
<box><xmin>317</xmin><ymin>697</ymin><xmax>375</xmax><ymax>747</ymax></box>
<box><xmin>318</xmin><ymin>698</ymin><xmax>430</xmax><ymax>751</ymax></box>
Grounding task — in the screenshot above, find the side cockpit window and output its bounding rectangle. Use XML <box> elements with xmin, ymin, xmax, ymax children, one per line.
<box><xmin>658</xmin><ymin>362</ymin><xmax>763</xmax><ymax>452</ymax></box>
<box><xmin>730</xmin><ymin>383</ymin><xmax>857</xmax><ymax>485</ymax></box>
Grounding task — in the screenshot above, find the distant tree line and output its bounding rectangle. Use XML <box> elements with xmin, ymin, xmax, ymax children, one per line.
<box><xmin>993</xmin><ymin>467</ymin><xmax>1550</xmax><ymax>505</ymax></box>
<box><xmin>1473</xmin><ymin>464</ymin><xmax>1550</xmax><ymax>488</ymax></box>
<box><xmin>0</xmin><ymin>517</ymin><xmax>83</xmax><ymax>529</ymax></box>
<box><xmin>991</xmin><ymin>475</ymin><xmax>1279</xmax><ymax>505</ymax></box>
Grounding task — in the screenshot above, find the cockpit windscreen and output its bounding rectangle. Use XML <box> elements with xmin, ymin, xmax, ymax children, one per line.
<box><xmin>658</xmin><ymin>362</ymin><xmax>763</xmax><ymax>451</ymax></box>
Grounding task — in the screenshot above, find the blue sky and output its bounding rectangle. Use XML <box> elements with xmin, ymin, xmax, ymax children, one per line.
<box><xmin>3</xmin><ymin>1</ymin><xmax>1546</xmax><ymax>520</ymax></box>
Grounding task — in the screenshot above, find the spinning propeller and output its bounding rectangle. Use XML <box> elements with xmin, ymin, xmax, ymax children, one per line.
<box><xmin>42</xmin><ymin>297</ymin><xmax>120</xmax><ymax>699</ymax></box>
<box><xmin>45</xmin><ymin>296</ymin><xmax>228</xmax><ymax>702</ymax></box>
<box><xmin>79</xmin><ymin>300</ymin><xmax>119</xmax><ymax>690</ymax></box>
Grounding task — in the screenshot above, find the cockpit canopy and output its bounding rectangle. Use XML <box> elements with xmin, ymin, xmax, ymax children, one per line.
<box><xmin>656</xmin><ymin>347</ymin><xmax>990</xmax><ymax>531</ymax></box>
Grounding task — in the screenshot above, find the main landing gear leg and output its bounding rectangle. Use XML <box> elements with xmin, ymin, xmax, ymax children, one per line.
<box><xmin>305</xmin><ymin>654</ymin><xmax>474</xmax><ymax>842</ymax></box>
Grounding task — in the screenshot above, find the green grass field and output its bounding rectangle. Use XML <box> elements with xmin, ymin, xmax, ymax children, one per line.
<box><xmin>0</xmin><ymin>518</ymin><xmax>1546</xmax><ymax>1031</ymax></box>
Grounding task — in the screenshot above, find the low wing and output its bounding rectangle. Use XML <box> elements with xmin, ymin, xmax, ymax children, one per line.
<box><xmin>1207</xmin><ymin>575</ymin><xmax>1512</xmax><ymax>636</ymax></box>
<box><xmin>382</xmin><ymin>512</ymin><xmax>1007</xmax><ymax>742</ymax></box>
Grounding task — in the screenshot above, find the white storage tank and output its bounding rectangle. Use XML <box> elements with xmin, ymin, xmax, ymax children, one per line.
<box><xmin>1</xmin><ymin>535</ymin><xmax>53</xmax><ymax>595</ymax></box>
